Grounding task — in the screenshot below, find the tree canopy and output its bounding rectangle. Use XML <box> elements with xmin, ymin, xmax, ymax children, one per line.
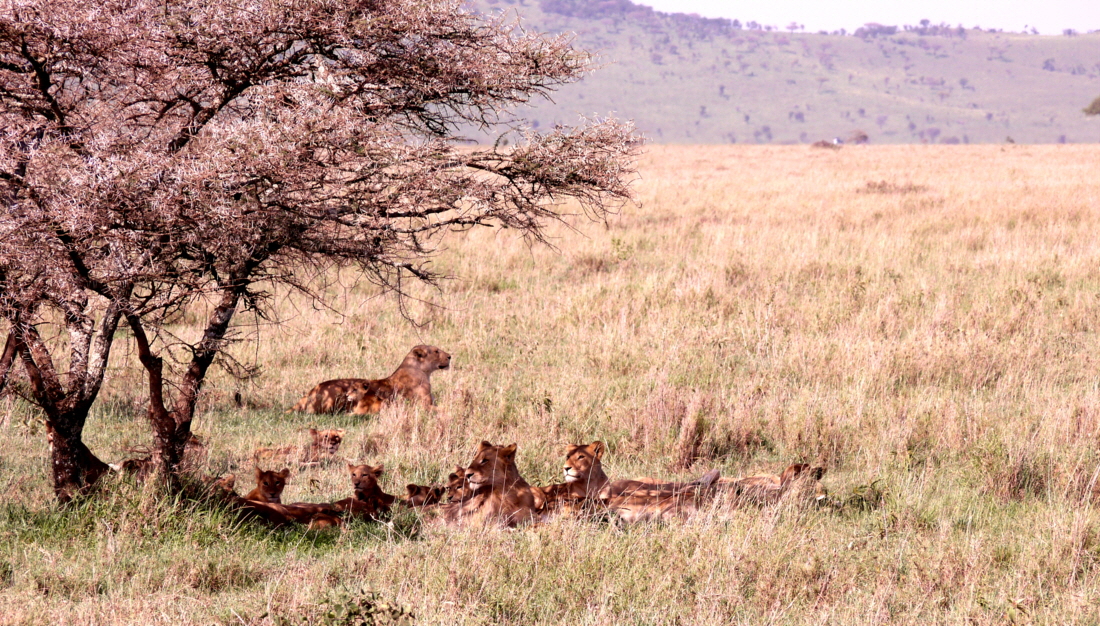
<box><xmin>0</xmin><ymin>0</ymin><xmax>638</xmax><ymax>500</ymax></box>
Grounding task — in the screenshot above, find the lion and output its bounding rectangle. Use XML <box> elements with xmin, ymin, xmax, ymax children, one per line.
<box><xmin>537</xmin><ymin>441</ymin><xmax>611</xmax><ymax>520</ymax></box>
<box><xmin>535</xmin><ymin>441</ymin><xmax>719</xmax><ymax>524</ymax></box>
<box><xmin>333</xmin><ymin>463</ymin><xmax>396</xmax><ymax>520</ymax></box>
<box><xmin>444</xmin><ymin>464</ymin><xmax>473</xmax><ymax>503</ymax></box>
<box><xmin>718</xmin><ymin>463</ymin><xmax>827</xmax><ymax>506</ymax></box>
<box><xmin>439</xmin><ymin>441</ymin><xmax>540</xmax><ymax>527</ymax></box>
<box><xmin>253</xmin><ymin>428</ymin><xmax>346</xmax><ymax>465</ymax></box>
<box><xmin>403</xmin><ymin>483</ymin><xmax>445</xmax><ymax>508</ymax></box>
<box><xmin>205</xmin><ymin>473</ymin><xmax>294</xmax><ymax>526</ymax></box>
<box><xmin>111</xmin><ymin>433</ymin><xmax>207</xmax><ymax>479</ymax></box>
<box><xmin>244</xmin><ymin>467</ymin><xmax>290</xmax><ymax>504</ymax></box>
<box><xmin>207</xmin><ymin>473</ymin><xmax>342</xmax><ymax>528</ymax></box>
<box><xmin>290</xmin><ymin>345</ymin><xmax>451</xmax><ymax>415</ymax></box>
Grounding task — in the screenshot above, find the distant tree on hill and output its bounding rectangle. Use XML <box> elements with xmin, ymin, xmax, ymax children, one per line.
<box><xmin>0</xmin><ymin>0</ymin><xmax>637</xmax><ymax>501</ymax></box>
<box><xmin>1085</xmin><ymin>96</ymin><xmax>1100</xmax><ymax>116</ymax></box>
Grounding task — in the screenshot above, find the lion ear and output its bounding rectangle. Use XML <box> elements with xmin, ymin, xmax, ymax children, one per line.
<box><xmin>308</xmin><ymin>427</ymin><xmax>318</xmax><ymax>436</ymax></box>
<box><xmin>413</xmin><ymin>346</ymin><xmax>428</xmax><ymax>359</ymax></box>
<box><xmin>278</xmin><ymin>468</ymin><xmax>290</xmax><ymax>479</ymax></box>
<box><xmin>500</xmin><ymin>443</ymin><xmax>517</xmax><ymax>459</ymax></box>
<box><xmin>478</xmin><ymin>440</ymin><xmax>493</xmax><ymax>451</ymax></box>
<box><xmin>223</xmin><ymin>474</ymin><xmax>236</xmax><ymax>489</ymax></box>
<box><xmin>254</xmin><ymin>467</ymin><xmax>263</xmax><ymax>479</ymax></box>
<box><xmin>372</xmin><ymin>464</ymin><xmax>384</xmax><ymax>476</ymax></box>
<box><xmin>589</xmin><ymin>441</ymin><xmax>606</xmax><ymax>460</ymax></box>
<box><xmin>336</xmin><ymin>429</ymin><xmax>346</xmax><ymax>436</ymax></box>
<box><xmin>406</xmin><ymin>484</ymin><xmax>418</xmax><ymax>496</ymax></box>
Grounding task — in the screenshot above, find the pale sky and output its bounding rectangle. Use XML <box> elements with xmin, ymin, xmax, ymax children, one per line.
<box><xmin>638</xmin><ymin>0</ymin><xmax>1100</xmax><ymax>35</ymax></box>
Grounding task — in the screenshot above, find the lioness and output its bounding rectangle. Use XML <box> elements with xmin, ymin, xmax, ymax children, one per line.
<box><xmin>244</xmin><ymin>467</ymin><xmax>290</xmax><ymax>504</ymax></box>
<box><xmin>536</xmin><ymin>441</ymin><xmax>717</xmax><ymax>523</ymax></box>
<box><xmin>538</xmin><ymin>442</ymin><xmax>611</xmax><ymax>520</ymax></box>
<box><xmin>439</xmin><ymin>441</ymin><xmax>540</xmax><ymax>527</ymax></box>
<box><xmin>253</xmin><ymin>428</ymin><xmax>346</xmax><ymax>465</ymax></box>
<box><xmin>290</xmin><ymin>345</ymin><xmax>451</xmax><ymax>415</ymax></box>
<box><xmin>718</xmin><ymin>463</ymin><xmax>827</xmax><ymax>506</ymax></box>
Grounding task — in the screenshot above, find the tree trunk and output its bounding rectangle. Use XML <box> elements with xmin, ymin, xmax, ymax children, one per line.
<box><xmin>46</xmin><ymin>415</ymin><xmax>110</xmax><ymax>503</ymax></box>
<box><xmin>14</xmin><ymin>326</ymin><xmax>111</xmax><ymax>501</ymax></box>
<box><xmin>0</xmin><ymin>330</ymin><xmax>18</xmax><ymax>395</ymax></box>
<box><xmin>130</xmin><ymin>272</ymin><xmax>249</xmax><ymax>479</ymax></box>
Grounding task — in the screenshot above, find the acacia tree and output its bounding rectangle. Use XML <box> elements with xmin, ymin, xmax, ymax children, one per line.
<box><xmin>1086</xmin><ymin>96</ymin><xmax>1100</xmax><ymax>116</ymax></box>
<box><xmin>0</xmin><ymin>0</ymin><xmax>637</xmax><ymax>501</ymax></box>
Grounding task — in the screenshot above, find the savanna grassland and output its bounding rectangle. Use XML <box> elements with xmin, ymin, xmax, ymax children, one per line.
<box><xmin>4</xmin><ymin>144</ymin><xmax>1100</xmax><ymax>624</ymax></box>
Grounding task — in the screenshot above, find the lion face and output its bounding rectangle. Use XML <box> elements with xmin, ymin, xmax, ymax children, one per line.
<box><xmin>563</xmin><ymin>441</ymin><xmax>605</xmax><ymax>484</ymax></box>
<box><xmin>445</xmin><ymin>464</ymin><xmax>471</xmax><ymax>502</ymax></box>
<box><xmin>409</xmin><ymin>345</ymin><xmax>451</xmax><ymax>372</ymax></box>
<box><xmin>464</xmin><ymin>441</ymin><xmax>519</xmax><ymax>490</ymax></box>
<box><xmin>348</xmin><ymin>463</ymin><xmax>384</xmax><ymax>494</ymax></box>
<box><xmin>309</xmin><ymin>428</ymin><xmax>345</xmax><ymax>455</ymax></box>
<box><xmin>254</xmin><ymin>468</ymin><xmax>290</xmax><ymax>502</ymax></box>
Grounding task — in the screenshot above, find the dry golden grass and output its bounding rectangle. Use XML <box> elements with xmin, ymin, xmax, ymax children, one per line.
<box><xmin>4</xmin><ymin>144</ymin><xmax>1100</xmax><ymax>624</ymax></box>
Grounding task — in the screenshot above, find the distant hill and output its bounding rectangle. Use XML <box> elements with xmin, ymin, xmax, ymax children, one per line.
<box><xmin>470</xmin><ymin>0</ymin><xmax>1100</xmax><ymax>144</ymax></box>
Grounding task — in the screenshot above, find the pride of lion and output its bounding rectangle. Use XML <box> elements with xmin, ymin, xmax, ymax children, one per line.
<box><xmin>191</xmin><ymin>344</ymin><xmax>829</xmax><ymax>529</ymax></box>
<box><xmin>217</xmin><ymin>440</ymin><xmax>826</xmax><ymax>530</ymax></box>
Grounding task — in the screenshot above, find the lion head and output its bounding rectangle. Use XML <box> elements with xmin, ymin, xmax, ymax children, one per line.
<box><xmin>445</xmin><ymin>464</ymin><xmax>471</xmax><ymax>502</ymax></box>
<box><xmin>464</xmin><ymin>441</ymin><xmax>521</xmax><ymax>490</ymax></box>
<box><xmin>308</xmin><ymin>428</ymin><xmax>345</xmax><ymax>455</ymax></box>
<box><xmin>348</xmin><ymin>463</ymin><xmax>384</xmax><ymax>496</ymax></box>
<box><xmin>253</xmin><ymin>468</ymin><xmax>290</xmax><ymax>503</ymax></box>
<box><xmin>405</xmin><ymin>345</ymin><xmax>451</xmax><ymax>373</ymax></box>
<box><xmin>563</xmin><ymin>441</ymin><xmax>606</xmax><ymax>486</ymax></box>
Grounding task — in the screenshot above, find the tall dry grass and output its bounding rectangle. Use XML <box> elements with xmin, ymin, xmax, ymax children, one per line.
<box><xmin>3</xmin><ymin>144</ymin><xmax>1100</xmax><ymax>624</ymax></box>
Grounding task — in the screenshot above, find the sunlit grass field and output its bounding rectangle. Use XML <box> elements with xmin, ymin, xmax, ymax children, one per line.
<box><xmin>3</xmin><ymin>144</ymin><xmax>1100</xmax><ymax>624</ymax></box>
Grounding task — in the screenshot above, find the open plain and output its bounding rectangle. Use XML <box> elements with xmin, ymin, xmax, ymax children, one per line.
<box><xmin>2</xmin><ymin>144</ymin><xmax>1100</xmax><ymax>624</ymax></box>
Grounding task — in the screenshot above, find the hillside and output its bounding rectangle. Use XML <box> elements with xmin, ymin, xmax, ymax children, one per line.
<box><xmin>472</xmin><ymin>0</ymin><xmax>1100</xmax><ymax>144</ymax></box>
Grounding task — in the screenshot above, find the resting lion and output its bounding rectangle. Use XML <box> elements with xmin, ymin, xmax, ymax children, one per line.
<box><xmin>717</xmin><ymin>463</ymin><xmax>827</xmax><ymax>506</ymax></box>
<box><xmin>539</xmin><ymin>441</ymin><xmax>719</xmax><ymax>523</ymax></box>
<box><xmin>537</xmin><ymin>441</ymin><xmax>611</xmax><ymax>521</ymax></box>
<box><xmin>290</xmin><ymin>345</ymin><xmax>451</xmax><ymax>415</ymax></box>
<box><xmin>439</xmin><ymin>441</ymin><xmax>541</xmax><ymax>527</ymax></box>
<box><xmin>333</xmin><ymin>463</ymin><xmax>396</xmax><ymax>520</ymax></box>
<box><xmin>252</xmin><ymin>428</ymin><xmax>345</xmax><ymax>465</ymax></box>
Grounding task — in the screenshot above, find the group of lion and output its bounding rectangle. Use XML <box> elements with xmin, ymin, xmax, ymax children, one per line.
<box><xmin>205</xmin><ymin>345</ymin><xmax>827</xmax><ymax>529</ymax></box>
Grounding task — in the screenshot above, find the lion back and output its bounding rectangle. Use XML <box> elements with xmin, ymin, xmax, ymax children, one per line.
<box><xmin>291</xmin><ymin>379</ymin><xmax>360</xmax><ymax>414</ymax></box>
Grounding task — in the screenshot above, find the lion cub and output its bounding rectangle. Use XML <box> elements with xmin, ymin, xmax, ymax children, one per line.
<box><xmin>205</xmin><ymin>473</ymin><xmax>293</xmax><ymax>526</ymax></box>
<box><xmin>333</xmin><ymin>463</ymin><xmax>396</xmax><ymax>520</ymax></box>
<box><xmin>403</xmin><ymin>483</ymin><xmax>445</xmax><ymax>507</ymax></box>
<box><xmin>444</xmin><ymin>464</ymin><xmax>473</xmax><ymax>503</ymax></box>
<box><xmin>290</xmin><ymin>345</ymin><xmax>451</xmax><ymax>415</ymax></box>
<box><xmin>440</xmin><ymin>441</ymin><xmax>541</xmax><ymax>527</ymax></box>
<box><xmin>245</xmin><ymin>467</ymin><xmax>290</xmax><ymax>504</ymax></box>
<box><xmin>253</xmin><ymin>428</ymin><xmax>346</xmax><ymax>465</ymax></box>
